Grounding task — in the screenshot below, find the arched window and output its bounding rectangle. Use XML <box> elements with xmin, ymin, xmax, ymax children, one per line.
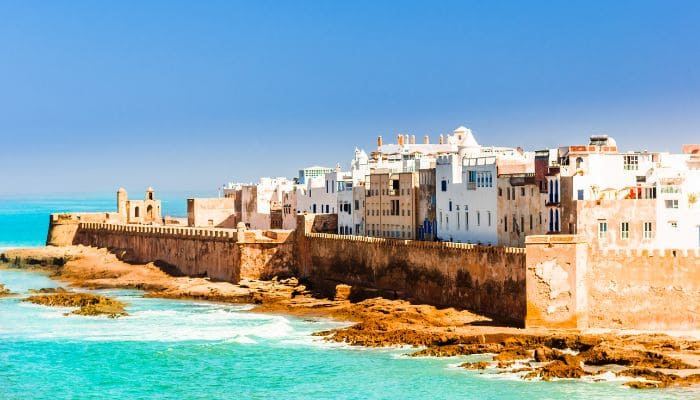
<box><xmin>549</xmin><ymin>209</ymin><xmax>554</xmax><ymax>232</ymax></box>
<box><xmin>555</xmin><ymin>209</ymin><xmax>560</xmax><ymax>232</ymax></box>
<box><xmin>147</xmin><ymin>205</ymin><xmax>154</xmax><ymax>220</ymax></box>
<box><xmin>576</xmin><ymin>157</ymin><xmax>583</xmax><ymax>169</ymax></box>
<box><xmin>134</xmin><ymin>207</ymin><xmax>140</xmax><ymax>218</ymax></box>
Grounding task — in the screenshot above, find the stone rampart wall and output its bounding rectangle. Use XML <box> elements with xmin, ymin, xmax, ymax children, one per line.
<box><xmin>295</xmin><ymin>218</ymin><xmax>527</xmax><ymax>324</ymax></box>
<box><xmin>72</xmin><ymin>222</ymin><xmax>294</xmax><ymax>282</ymax></box>
<box><xmin>586</xmin><ymin>247</ymin><xmax>700</xmax><ymax>330</ymax></box>
<box><xmin>526</xmin><ymin>235</ymin><xmax>700</xmax><ymax>331</ymax></box>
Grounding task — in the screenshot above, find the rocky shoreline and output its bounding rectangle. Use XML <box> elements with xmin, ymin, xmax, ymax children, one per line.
<box><xmin>2</xmin><ymin>245</ymin><xmax>700</xmax><ymax>390</ymax></box>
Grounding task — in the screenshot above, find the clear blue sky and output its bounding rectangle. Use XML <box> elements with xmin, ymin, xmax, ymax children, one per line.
<box><xmin>1</xmin><ymin>0</ymin><xmax>698</xmax><ymax>196</ymax></box>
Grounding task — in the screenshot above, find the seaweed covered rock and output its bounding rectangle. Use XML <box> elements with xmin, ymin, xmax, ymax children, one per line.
<box><xmin>22</xmin><ymin>292</ymin><xmax>127</xmax><ymax>318</ymax></box>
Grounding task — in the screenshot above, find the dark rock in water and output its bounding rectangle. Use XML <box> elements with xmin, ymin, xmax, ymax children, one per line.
<box><xmin>534</xmin><ymin>346</ymin><xmax>557</xmax><ymax>362</ymax></box>
<box><xmin>525</xmin><ymin>360</ymin><xmax>588</xmax><ymax>381</ymax></box>
<box><xmin>28</xmin><ymin>287</ymin><xmax>68</xmax><ymax>294</ymax></box>
<box><xmin>580</xmin><ymin>343</ymin><xmax>693</xmax><ymax>369</ymax></box>
<box><xmin>22</xmin><ymin>292</ymin><xmax>127</xmax><ymax>318</ymax></box>
<box><xmin>620</xmin><ymin>368</ymin><xmax>700</xmax><ymax>389</ymax></box>
<box><xmin>460</xmin><ymin>361</ymin><xmax>490</xmax><ymax>370</ymax></box>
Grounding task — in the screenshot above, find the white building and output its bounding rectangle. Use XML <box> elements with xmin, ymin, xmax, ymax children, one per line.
<box><xmin>435</xmin><ymin>128</ymin><xmax>532</xmax><ymax>244</ymax></box>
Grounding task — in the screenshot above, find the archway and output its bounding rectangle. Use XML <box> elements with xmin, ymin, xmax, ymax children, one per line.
<box><xmin>147</xmin><ymin>205</ymin><xmax>154</xmax><ymax>221</ymax></box>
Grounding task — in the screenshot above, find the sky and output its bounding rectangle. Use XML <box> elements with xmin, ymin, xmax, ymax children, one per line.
<box><xmin>1</xmin><ymin>0</ymin><xmax>698</xmax><ymax>196</ymax></box>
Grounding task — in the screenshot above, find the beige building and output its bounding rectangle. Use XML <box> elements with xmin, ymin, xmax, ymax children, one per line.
<box><xmin>187</xmin><ymin>197</ymin><xmax>239</xmax><ymax>228</ymax></box>
<box><xmin>117</xmin><ymin>187</ymin><xmax>162</xmax><ymax>224</ymax></box>
<box><xmin>365</xmin><ymin>170</ymin><xmax>418</xmax><ymax>239</ymax></box>
<box><xmin>496</xmin><ymin>173</ymin><xmax>549</xmax><ymax>247</ymax></box>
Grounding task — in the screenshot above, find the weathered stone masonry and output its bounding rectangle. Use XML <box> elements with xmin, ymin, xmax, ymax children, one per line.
<box><xmin>295</xmin><ymin>216</ymin><xmax>526</xmax><ymax>324</ymax></box>
<box><xmin>47</xmin><ymin>213</ymin><xmax>700</xmax><ymax>331</ymax></box>
<box><xmin>67</xmin><ymin>222</ymin><xmax>294</xmax><ymax>282</ymax></box>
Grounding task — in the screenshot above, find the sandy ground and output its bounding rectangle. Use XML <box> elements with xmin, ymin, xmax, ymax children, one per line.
<box><xmin>2</xmin><ymin>245</ymin><xmax>700</xmax><ymax>389</ymax></box>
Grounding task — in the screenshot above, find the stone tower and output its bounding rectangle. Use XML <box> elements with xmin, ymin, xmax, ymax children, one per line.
<box><xmin>117</xmin><ymin>187</ymin><xmax>128</xmax><ymax>223</ymax></box>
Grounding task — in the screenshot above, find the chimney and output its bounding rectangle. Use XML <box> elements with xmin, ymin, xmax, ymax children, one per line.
<box><xmin>439</xmin><ymin>134</ymin><xmax>444</xmax><ymax>145</ymax></box>
<box><xmin>377</xmin><ymin>135</ymin><xmax>383</xmax><ymax>147</ymax></box>
<box><xmin>424</xmin><ymin>135</ymin><xmax>429</xmax><ymax>144</ymax></box>
<box><xmin>411</xmin><ymin>135</ymin><xmax>416</xmax><ymax>144</ymax></box>
<box><xmin>398</xmin><ymin>134</ymin><xmax>404</xmax><ymax>146</ymax></box>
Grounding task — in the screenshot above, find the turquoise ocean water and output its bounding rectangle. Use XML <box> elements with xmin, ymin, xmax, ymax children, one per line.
<box><xmin>0</xmin><ymin>195</ymin><xmax>697</xmax><ymax>399</ymax></box>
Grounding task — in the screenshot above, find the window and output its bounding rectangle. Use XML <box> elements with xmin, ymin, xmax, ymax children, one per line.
<box><xmin>391</xmin><ymin>200</ymin><xmax>399</xmax><ymax>216</ymax></box>
<box><xmin>441</xmin><ymin>180</ymin><xmax>447</xmax><ymax>192</ymax></box>
<box><xmin>643</xmin><ymin>222</ymin><xmax>653</xmax><ymax>239</ymax></box>
<box><xmin>529</xmin><ymin>215</ymin><xmax>533</xmax><ymax>230</ymax></box>
<box><xmin>576</xmin><ymin>157</ymin><xmax>583</xmax><ymax>169</ymax></box>
<box><xmin>355</xmin><ymin>200</ymin><xmax>360</xmax><ymax>210</ymax></box>
<box><xmin>620</xmin><ymin>222</ymin><xmax>629</xmax><ymax>239</ymax></box>
<box><xmin>134</xmin><ymin>207</ymin><xmax>140</xmax><ymax>218</ymax></box>
<box><xmin>598</xmin><ymin>220</ymin><xmax>608</xmax><ymax>239</ymax></box>
<box><xmin>521</xmin><ymin>216</ymin><xmax>525</xmax><ymax>233</ymax></box>
<box><xmin>669</xmin><ymin>221</ymin><xmax>678</xmax><ymax>228</ymax></box>
<box><xmin>504</xmin><ymin>216</ymin><xmax>508</xmax><ymax>232</ymax></box>
<box><xmin>665</xmin><ymin>199</ymin><xmax>679</xmax><ymax>209</ymax></box>
<box><xmin>457</xmin><ymin>212</ymin><xmax>460</xmax><ymax>230</ymax></box>
<box><xmin>488</xmin><ymin>211</ymin><xmax>492</xmax><ymax>227</ymax></box>
<box><xmin>448</xmin><ymin>201</ymin><xmax>452</xmax><ymax>212</ymax></box>
<box><xmin>499</xmin><ymin>188</ymin><xmax>502</xmax><ymax>196</ymax></box>
<box><xmin>623</xmin><ymin>155</ymin><xmax>639</xmax><ymax>171</ymax></box>
<box><xmin>465</xmin><ymin>212</ymin><xmax>469</xmax><ymax>231</ymax></box>
<box><xmin>577</xmin><ymin>190</ymin><xmax>584</xmax><ymax>200</ymax></box>
<box><xmin>521</xmin><ymin>187</ymin><xmax>525</xmax><ymax>196</ymax></box>
<box><xmin>477</xmin><ymin>211</ymin><xmax>480</xmax><ymax>226</ymax></box>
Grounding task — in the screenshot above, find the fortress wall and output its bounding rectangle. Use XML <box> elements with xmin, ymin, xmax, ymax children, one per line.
<box><xmin>586</xmin><ymin>247</ymin><xmax>700</xmax><ymax>330</ymax></box>
<box><xmin>75</xmin><ymin>223</ymin><xmax>241</xmax><ymax>281</ymax></box>
<box><xmin>526</xmin><ymin>235</ymin><xmax>700</xmax><ymax>331</ymax></box>
<box><xmin>296</xmin><ymin>216</ymin><xmax>526</xmax><ymax>323</ymax></box>
<box><xmin>46</xmin><ymin>212</ymin><xmax>122</xmax><ymax>246</ymax></box>
<box><xmin>72</xmin><ymin>222</ymin><xmax>295</xmax><ymax>282</ymax></box>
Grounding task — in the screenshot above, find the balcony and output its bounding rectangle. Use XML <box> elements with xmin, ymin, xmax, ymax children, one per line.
<box><xmin>467</xmin><ymin>182</ymin><xmax>476</xmax><ymax>190</ymax></box>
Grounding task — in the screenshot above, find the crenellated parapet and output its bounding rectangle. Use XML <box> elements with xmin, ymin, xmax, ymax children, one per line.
<box><xmin>305</xmin><ymin>232</ymin><xmax>525</xmax><ymax>254</ymax></box>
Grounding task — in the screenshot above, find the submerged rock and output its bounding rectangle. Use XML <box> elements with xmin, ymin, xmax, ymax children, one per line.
<box><xmin>22</xmin><ymin>292</ymin><xmax>127</xmax><ymax>318</ymax></box>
